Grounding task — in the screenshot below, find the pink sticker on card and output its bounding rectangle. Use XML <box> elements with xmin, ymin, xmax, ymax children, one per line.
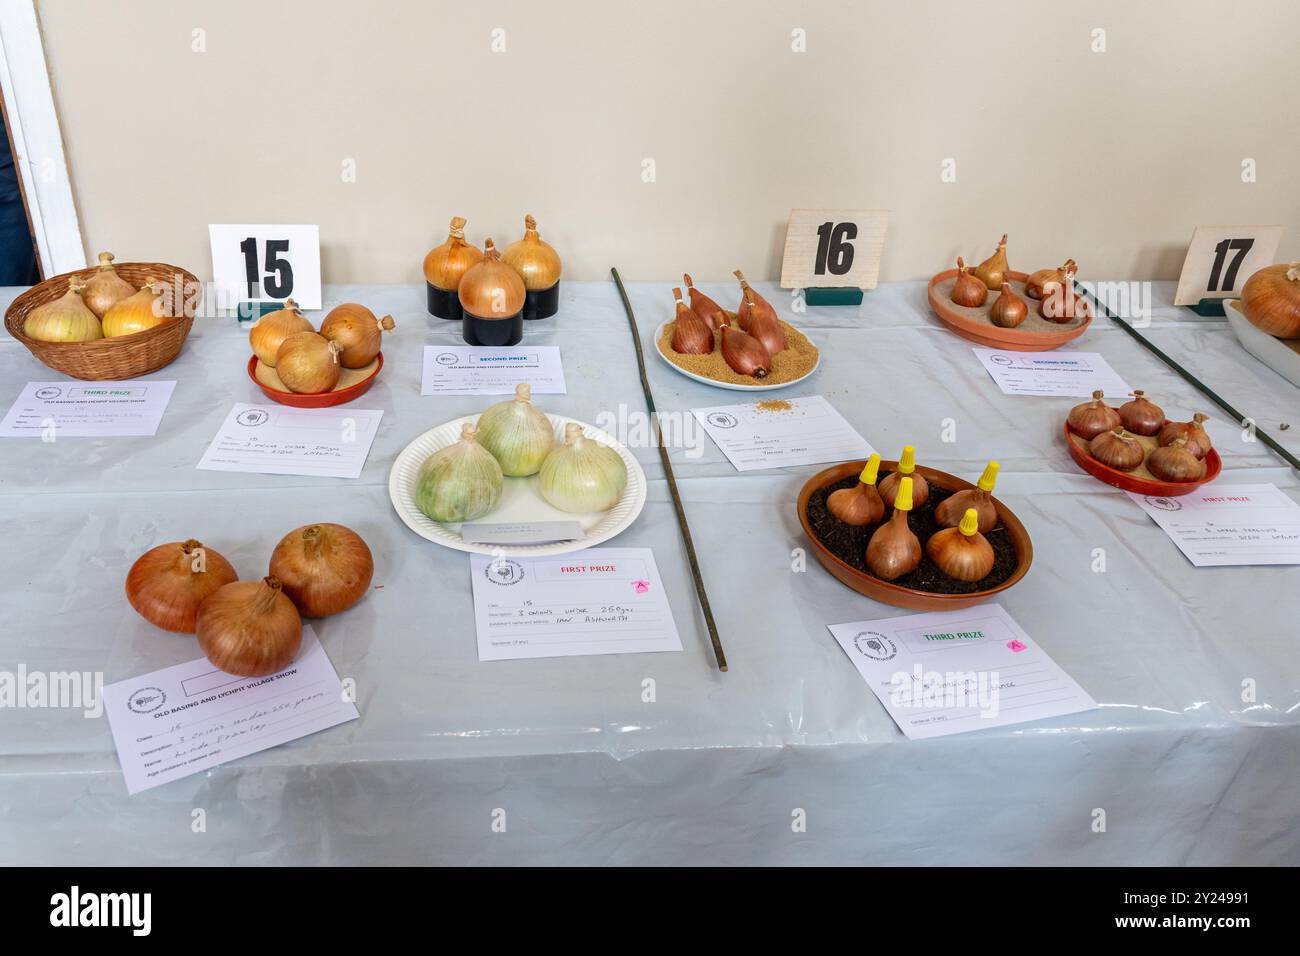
<box><xmin>1007</xmin><ymin>640</ymin><xmax>1027</xmax><ymax>652</ymax></box>
<box><xmin>632</xmin><ymin>580</ymin><xmax>650</xmax><ymax>594</ymax></box>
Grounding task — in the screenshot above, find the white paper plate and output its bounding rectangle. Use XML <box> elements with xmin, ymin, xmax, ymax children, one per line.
<box><xmin>389</xmin><ymin>414</ymin><xmax>647</xmax><ymax>556</ymax></box>
<box><xmin>652</xmin><ymin>322</ymin><xmax>820</xmax><ymax>391</ymax></box>
<box><xmin>1224</xmin><ymin>299</ymin><xmax>1300</xmax><ymax>389</ymax></box>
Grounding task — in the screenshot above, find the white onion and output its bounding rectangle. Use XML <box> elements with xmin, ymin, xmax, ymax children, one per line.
<box><xmin>415</xmin><ymin>424</ymin><xmax>503</xmax><ymax>523</ymax></box>
<box><xmin>476</xmin><ymin>383</ymin><xmax>555</xmax><ymax>477</ymax></box>
<box><xmin>538</xmin><ymin>423</ymin><xmax>627</xmax><ymax>513</ymax></box>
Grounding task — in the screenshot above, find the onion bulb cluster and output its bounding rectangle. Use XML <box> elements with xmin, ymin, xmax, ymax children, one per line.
<box><xmin>1074</xmin><ymin>391</ymin><xmax>1210</xmax><ymax>482</ymax></box>
<box><xmin>248</xmin><ymin>298</ymin><xmax>392</xmax><ymax>393</ymax></box>
<box><xmin>539</xmin><ymin>423</ymin><xmax>628</xmax><ymax>513</ymax></box>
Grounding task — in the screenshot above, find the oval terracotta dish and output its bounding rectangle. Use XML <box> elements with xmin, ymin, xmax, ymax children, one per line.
<box><xmin>1063</xmin><ymin>417</ymin><xmax>1221</xmax><ymax>496</ymax></box>
<box><xmin>798</xmin><ymin>460</ymin><xmax>1033</xmax><ymax>611</ymax></box>
<box><xmin>247</xmin><ymin>352</ymin><xmax>383</xmax><ymax>408</ymax></box>
<box><xmin>927</xmin><ymin>269</ymin><xmax>1091</xmax><ymax>351</ymax></box>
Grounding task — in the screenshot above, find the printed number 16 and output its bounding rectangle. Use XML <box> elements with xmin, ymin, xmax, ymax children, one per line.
<box><xmin>813</xmin><ymin>222</ymin><xmax>856</xmax><ymax>276</ymax></box>
<box><xmin>240</xmin><ymin>237</ymin><xmax>294</xmax><ymax>298</ymax></box>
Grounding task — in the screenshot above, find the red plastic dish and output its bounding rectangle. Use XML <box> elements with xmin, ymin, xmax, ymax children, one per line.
<box><xmin>1063</xmin><ymin>419</ymin><xmax>1221</xmax><ymax>496</ymax></box>
<box><xmin>246</xmin><ymin>352</ymin><xmax>383</xmax><ymax>407</ymax></box>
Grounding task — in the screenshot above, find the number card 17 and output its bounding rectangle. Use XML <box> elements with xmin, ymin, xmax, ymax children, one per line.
<box><xmin>209</xmin><ymin>224</ymin><xmax>323</xmax><ymax>311</ymax></box>
<box><xmin>1173</xmin><ymin>225</ymin><xmax>1282</xmax><ymax>308</ymax></box>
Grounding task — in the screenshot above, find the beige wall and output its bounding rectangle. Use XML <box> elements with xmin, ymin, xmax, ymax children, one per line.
<box><xmin>35</xmin><ymin>0</ymin><xmax>1300</xmax><ymax>284</ymax></box>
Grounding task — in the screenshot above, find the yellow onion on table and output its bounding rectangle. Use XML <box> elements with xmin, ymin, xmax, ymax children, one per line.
<box><xmin>827</xmin><ymin>454</ymin><xmax>885</xmax><ymax>526</ymax></box>
<box><xmin>320</xmin><ymin>303</ymin><xmax>394</xmax><ymax>368</ymax></box>
<box><xmin>458</xmin><ymin>239</ymin><xmax>526</xmax><ymax>318</ymax></box>
<box><xmin>81</xmin><ymin>252</ymin><xmax>137</xmax><ymax>317</ymax></box>
<box><xmin>1067</xmin><ymin>390</ymin><xmax>1122</xmax><ymax>439</ymax></box>
<box><xmin>539</xmin><ymin>423</ymin><xmax>628</xmax><ymax>514</ymax></box>
<box><xmin>1025</xmin><ymin>259</ymin><xmax>1078</xmax><ymax>299</ymax></box>
<box><xmin>1158</xmin><ymin>412</ymin><xmax>1212</xmax><ymax>460</ymax></box>
<box><xmin>423</xmin><ymin>216</ymin><xmax>483</xmax><ymax>292</ymax></box>
<box><xmin>23</xmin><ymin>279</ymin><xmax>102</xmax><ymax>342</ymax></box>
<box><xmin>950</xmin><ymin>257</ymin><xmax>988</xmax><ymax>308</ymax></box>
<box><xmin>1089</xmin><ymin>428</ymin><xmax>1144</xmax><ymax>471</ymax></box>
<box><xmin>125</xmin><ymin>539</ymin><xmax>238</xmax><ymax>633</ymax></box>
<box><xmin>719</xmin><ymin>324</ymin><xmax>771</xmax><ymax>378</ymax></box>
<box><xmin>275</xmin><ymin>331</ymin><xmax>343</xmax><ymax>394</ymax></box>
<box><xmin>1147</xmin><ymin>437</ymin><xmax>1204</xmax><ymax>483</ymax></box>
<box><xmin>866</xmin><ymin>476</ymin><xmax>921</xmax><ymax>581</ymax></box>
<box><xmin>1240</xmin><ymin>263</ymin><xmax>1300</xmax><ymax>339</ymax></box>
<box><xmin>878</xmin><ymin>445</ymin><xmax>930</xmax><ymax>509</ymax></box>
<box><xmin>934</xmin><ymin>461</ymin><xmax>1000</xmax><ymax>534</ymax></box>
<box><xmin>670</xmin><ymin>286</ymin><xmax>713</xmax><ymax>355</ymax></box>
<box><xmin>989</xmin><ymin>281</ymin><xmax>1028</xmax><ymax>328</ymax></box>
<box><xmin>415</xmin><ymin>424</ymin><xmax>503</xmax><ymax>523</ymax></box>
<box><xmin>1118</xmin><ymin>390</ymin><xmax>1164</xmax><ymax>436</ymax></box>
<box><xmin>269</xmin><ymin>523</ymin><xmax>374</xmax><ymax>618</ymax></box>
<box><xmin>927</xmin><ymin>507</ymin><xmax>995</xmax><ymax>583</ymax></box>
<box><xmin>684</xmin><ymin>274</ymin><xmax>725</xmax><ymax>330</ymax></box>
<box><xmin>501</xmin><ymin>214</ymin><xmax>562</xmax><ymax>291</ymax></box>
<box><xmin>475</xmin><ymin>383</ymin><xmax>555</xmax><ymax>477</ymax></box>
<box><xmin>972</xmin><ymin>233</ymin><xmax>1010</xmax><ymax>291</ymax></box>
<box><xmin>733</xmin><ymin>270</ymin><xmax>777</xmax><ymax>331</ymax></box>
<box><xmin>102</xmin><ymin>280</ymin><xmax>169</xmax><ymax>337</ymax></box>
<box><xmin>196</xmin><ymin>576</ymin><xmax>302</xmax><ymax>678</ymax></box>
<box><xmin>249</xmin><ymin>298</ymin><xmax>314</xmax><ymax>366</ymax></box>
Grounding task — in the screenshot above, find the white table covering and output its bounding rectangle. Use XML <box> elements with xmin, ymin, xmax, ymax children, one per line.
<box><xmin>1</xmin><ymin>278</ymin><xmax>1297</xmax><ymax>865</ymax></box>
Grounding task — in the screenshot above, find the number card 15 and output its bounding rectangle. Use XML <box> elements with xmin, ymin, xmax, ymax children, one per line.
<box><xmin>1173</xmin><ymin>225</ymin><xmax>1283</xmax><ymax>307</ymax></box>
<box><xmin>209</xmin><ymin>224</ymin><xmax>322</xmax><ymax>310</ymax></box>
<box><xmin>779</xmin><ymin>209</ymin><xmax>888</xmax><ymax>290</ymax></box>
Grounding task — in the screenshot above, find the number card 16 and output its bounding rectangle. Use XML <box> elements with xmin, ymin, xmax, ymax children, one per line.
<box><xmin>209</xmin><ymin>224</ymin><xmax>322</xmax><ymax>310</ymax></box>
<box><xmin>1173</xmin><ymin>225</ymin><xmax>1283</xmax><ymax>307</ymax></box>
<box><xmin>780</xmin><ymin>209</ymin><xmax>888</xmax><ymax>290</ymax></box>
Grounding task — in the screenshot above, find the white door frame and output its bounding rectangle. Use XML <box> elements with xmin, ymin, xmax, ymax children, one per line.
<box><xmin>0</xmin><ymin>0</ymin><xmax>84</xmax><ymax>276</ymax></box>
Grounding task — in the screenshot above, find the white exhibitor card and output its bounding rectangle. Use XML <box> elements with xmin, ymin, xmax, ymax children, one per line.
<box><xmin>1128</xmin><ymin>484</ymin><xmax>1300</xmax><ymax>567</ymax></box>
<box><xmin>0</xmin><ymin>379</ymin><xmax>175</xmax><ymax>438</ymax></box>
<box><xmin>470</xmin><ymin>548</ymin><xmax>683</xmax><ymax>661</ymax></box>
<box><xmin>103</xmin><ymin>627</ymin><xmax>358</xmax><ymax>795</ymax></box>
<box><xmin>692</xmin><ymin>395</ymin><xmax>874</xmax><ymax>472</ymax></box>
<box><xmin>421</xmin><ymin>345</ymin><xmax>567</xmax><ymax>395</ymax></box>
<box><xmin>197</xmin><ymin>403</ymin><xmax>382</xmax><ymax>479</ymax></box>
<box><xmin>828</xmin><ymin>605</ymin><xmax>1096</xmax><ymax>740</ymax></box>
<box><xmin>973</xmin><ymin>347</ymin><xmax>1131</xmax><ymax>398</ymax></box>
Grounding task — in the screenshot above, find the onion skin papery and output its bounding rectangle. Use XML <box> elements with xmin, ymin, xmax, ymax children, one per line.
<box><xmin>827</xmin><ymin>454</ymin><xmax>884</xmax><ymax>526</ymax></box>
<box><xmin>196</xmin><ymin>576</ymin><xmax>302</xmax><ymax>678</ymax></box>
<box><xmin>989</xmin><ymin>281</ymin><xmax>1028</xmax><ymax>328</ymax></box>
<box><xmin>23</xmin><ymin>280</ymin><xmax>103</xmax><ymax>342</ymax></box>
<box><xmin>1118</xmin><ymin>390</ymin><xmax>1164</xmax><ymax>436</ymax></box>
<box><xmin>475</xmin><ymin>383</ymin><xmax>555</xmax><ymax>477</ymax></box>
<box><xmin>423</xmin><ymin>216</ymin><xmax>483</xmax><ymax>291</ymax></box>
<box><xmin>102</xmin><ymin>280</ymin><xmax>168</xmax><ymax>337</ymax></box>
<box><xmin>866</xmin><ymin>476</ymin><xmax>921</xmax><ymax>581</ymax></box>
<box><xmin>276</xmin><ymin>331</ymin><xmax>342</xmax><ymax>394</ymax></box>
<box><xmin>733</xmin><ymin>270</ymin><xmax>777</xmax><ymax>331</ymax></box>
<box><xmin>972</xmin><ymin>234</ymin><xmax>1010</xmax><ymax>291</ymax></box>
<box><xmin>1025</xmin><ymin>259</ymin><xmax>1077</xmax><ymax>300</ymax></box>
<box><xmin>670</xmin><ymin>286</ymin><xmax>714</xmax><ymax>355</ymax></box>
<box><xmin>501</xmin><ymin>214</ymin><xmax>562</xmax><ymax>292</ymax></box>
<box><xmin>1158</xmin><ymin>413</ymin><xmax>1211</xmax><ymax>460</ymax></box>
<box><xmin>719</xmin><ymin>324</ymin><xmax>771</xmax><ymax>378</ymax></box>
<box><xmin>320</xmin><ymin>303</ymin><xmax>394</xmax><ymax>368</ymax></box>
<box><xmin>878</xmin><ymin>445</ymin><xmax>930</xmax><ymax>509</ymax></box>
<box><xmin>1240</xmin><ymin>263</ymin><xmax>1300</xmax><ymax>339</ymax></box>
<box><xmin>1068</xmin><ymin>390</ymin><xmax>1121</xmax><ymax>439</ymax></box>
<box><xmin>1037</xmin><ymin>284</ymin><xmax>1093</xmax><ymax>323</ymax></box>
<box><xmin>684</xmin><ymin>274</ymin><xmax>725</xmax><ymax>330</ymax></box>
<box><xmin>926</xmin><ymin>508</ymin><xmax>995</xmax><ymax>583</ymax></box>
<box><xmin>934</xmin><ymin>461</ymin><xmax>999</xmax><ymax>534</ymax></box>
<box><xmin>743</xmin><ymin>289</ymin><xmax>787</xmax><ymax>355</ymax></box>
<box><xmin>1147</xmin><ymin>437</ymin><xmax>1204</xmax><ymax>483</ymax></box>
<box><xmin>538</xmin><ymin>422</ymin><xmax>628</xmax><ymax>514</ymax></box>
<box><xmin>125</xmin><ymin>539</ymin><xmax>238</xmax><ymax>633</ymax></box>
<box><xmin>415</xmin><ymin>423</ymin><xmax>503</xmax><ymax>523</ymax></box>
<box><xmin>249</xmin><ymin>299</ymin><xmax>314</xmax><ymax>366</ymax></box>
<box><xmin>1089</xmin><ymin>428</ymin><xmax>1144</xmax><ymax>471</ymax></box>
<box><xmin>950</xmin><ymin>257</ymin><xmax>988</xmax><ymax>307</ymax></box>
<box><xmin>270</xmin><ymin>523</ymin><xmax>374</xmax><ymax>618</ymax></box>
<box><xmin>82</xmin><ymin>252</ymin><xmax>137</xmax><ymax>318</ymax></box>
<box><xmin>458</xmin><ymin>238</ymin><xmax>527</xmax><ymax>319</ymax></box>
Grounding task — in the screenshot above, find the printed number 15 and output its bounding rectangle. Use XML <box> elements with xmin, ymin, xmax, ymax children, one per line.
<box><xmin>240</xmin><ymin>237</ymin><xmax>294</xmax><ymax>298</ymax></box>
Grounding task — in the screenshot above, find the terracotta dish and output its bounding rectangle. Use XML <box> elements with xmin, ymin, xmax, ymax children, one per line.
<box><xmin>927</xmin><ymin>268</ymin><xmax>1091</xmax><ymax>351</ymax></box>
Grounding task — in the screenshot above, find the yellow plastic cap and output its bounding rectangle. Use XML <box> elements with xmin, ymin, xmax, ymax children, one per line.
<box><xmin>859</xmin><ymin>454</ymin><xmax>881</xmax><ymax>486</ymax></box>
<box><xmin>978</xmin><ymin>460</ymin><xmax>999</xmax><ymax>492</ymax></box>
<box><xmin>895</xmin><ymin>476</ymin><xmax>914</xmax><ymax>512</ymax></box>
<box><xmin>959</xmin><ymin>507</ymin><xmax>980</xmax><ymax>536</ymax></box>
<box><xmin>899</xmin><ymin>445</ymin><xmax>915</xmax><ymax>474</ymax></box>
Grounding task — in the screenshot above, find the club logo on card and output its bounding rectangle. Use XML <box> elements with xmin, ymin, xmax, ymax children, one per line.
<box><xmin>236</xmin><ymin>409</ymin><xmax>270</xmax><ymax>427</ymax></box>
<box><xmin>989</xmin><ymin>354</ymin><xmax>1013</xmax><ymax>366</ymax></box>
<box><xmin>435</xmin><ymin>352</ymin><xmax>459</xmax><ymax>366</ymax></box>
<box><xmin>1144</xmin><ymin>495</ymin><xmax>1182</xmax><ymax>512</ymax></box>
<box><xmin>35</xmin><ymin>386</ymin><xmax>61</xmax><ymax>400</ymax></box>
<box><xmin>853</xmin><ymin>631</ymin><xmax>897</xmax><ymax>661</ymax></box>
<box><xmin>485</xmin><ymin>558</ymin><xmax>525</xmax><ymax>586</ymax></box>
<box><xmin>127</xmin><ymin>686</ymin><xmax>166</xmax><ymax>714</ymax></box>
<box><xmin>706</xmin><ymin>412</ymin><xmax>739</xmax><ymax>429</ymax></box>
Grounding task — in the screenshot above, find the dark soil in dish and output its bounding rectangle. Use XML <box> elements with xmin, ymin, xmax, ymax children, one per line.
<box><xmin>805</xmin><ymin>473</ymin><xmax>1018</xmax><ymax>594</ymax></box>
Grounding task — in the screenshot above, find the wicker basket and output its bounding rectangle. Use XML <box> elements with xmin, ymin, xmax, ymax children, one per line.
<box><xmin>4</xmin><ymin>262</ymin><xmax>200</xmax><ymax>380</ymax></box>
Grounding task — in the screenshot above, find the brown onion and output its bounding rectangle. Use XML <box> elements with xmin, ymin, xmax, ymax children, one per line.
<box><xmin>733</xmin><ymin>270</ymin><xmax>777</xmax><ymax>331</ymax></box>
<box><xmin>684</xmin><ymin>274</ymin><xmax>725</xmax><ymax>330</ymax></box>
<box><xmin>1119</xmin><ymin>390</ymin><xmax>1164</xmax><ymax>436</ymax></box>
<box><xmin>878</xmin><ymin>446</ymin><xmax>930</xmax><ymax>509</ymax></box>
<box><xmin>320</xmin><ymin>303</ymin><xmax>394</xmax><ymax>368</ymax></box>
<box><xmin>125</xmin><ymin>539</ymin><xmax>238</xmax><ymax>634</ymax></box>
<box><xmin>828</xmin><ymin>454</ymin><xmax>884</xmax><ymax>526</ymax></box>
<box><xmin>1090</xmin><ymin>428</ymin><xmax>1144</xmax><ymax>471</ymax></box>
<box><xmin>1038</xmin><ymin>283</ymin><xmax>1092</xmax><ymax>323</ymax></box>
<box><xmin>1068</xmin><ymin>390</ymin><xmax>1122</xmax><ymax>439</ymax></box>
<box><xmin>81</xmin><ymin>252</ymin><xmax>137</xmax><ymax>318</ymax></box>
<box><xmin>866</xmin><ymin>477</ymin><xmax>922</xmax><ymax>581</ymax></box>
<box><xmin>951</xmin><ymin>257</ymin><xmax>988</xmax><ymax>307</ymax></box>
<box><xmin>1240</xmin><ymin>263</ymin><xmax>1300</xmax><ymax>339</ymax></box>
<box><xmin>500</xmin><ymin>214</ymin><xmax>562</xmax><ymax>291</ymax></box>
<box><xmin>1157</xmin><ymin>412</ymin><xmax>1211</xmax><ymax>459</ymax></box>
<box><xmin>423</xmin><ymin>216</ymin><xmax>484</xmax><ymax>291</ymax></box>
<box><xmin>719</xmin><ymin>324</ymin><xmax>771</xmax><ymax>378</ymax></box>
<box><xmin>742</xmin><ymin>289</ymin><xmax>787</xmax><ymax>356</ymax></box>
<box><xmin>972</xmin><ymin>234</ymin><xmax>1010</xmax><ymax>291</ymax></box>
<box><xmin>269</xmin><ymin>523</ymin><xmax>374</xmax><ymax>618</ymax></box>
<box><xmin>1025</xmin><ymin>259</ymin><xmax>1077</xmax><ymax>299</ymax></box>
<box><xmin>196</xmin><ymin>576</ymin><xmax>302</xmax><ymax>678</ymax></box>
<box><xmin>458</xmin><ymin>238</ymin><xmax>526</xmax><ymax>319</ymax></box>
<box><xmin>249</xmin><ymin>299</ymin><xmax>313</xmax><ymax>366</ymax></box>
<box><xmin>989</xmin><ymin>281</ymin><xmax>1028</xmax><ymax>328</ymax></box>
<box><xmin>276</xmin><ymin>331</ymin><xmax>342</xmax><ymax>394</ymax></box>
<box><xmin>670</xmin><ymin>287</ymin><xmax>713</xmax><ymax>354</ymax></box>
<box><xmin>1147</xmin><ymin>437</ymin><xmax>1204</xmax><ymax>483</ymax></box>
<box><xmin>926</xmin><ymin>508</ymin><xmax>995</xmax><ymax>582</ymax></box>
<box><xmin>934</xmin><ymin>461</ymin><xmax>999</xmax><ymax>533</ymax></box>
